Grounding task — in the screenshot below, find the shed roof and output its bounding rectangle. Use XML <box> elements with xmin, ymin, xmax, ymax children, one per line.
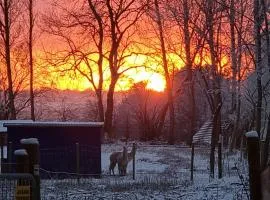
<box><xmin>192</xmin><ymin>121</ymin><xmax>213</xmax><ymax>144</ymax></box>
<box><xmin>3</xmin><ymin>121</ymin><xmax>104</xmax><ymax>128</ymax></box>
<box><xmin>0</xmin><ymin>120</ymin><xmax>33</xmax><ymax>132</ymax></box>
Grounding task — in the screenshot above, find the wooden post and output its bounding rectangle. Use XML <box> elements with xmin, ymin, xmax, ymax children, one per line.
<box><xmin>14</xmin><ymin>149</ymin><xmax>29</xmax><ymax>174</ymax></box>
<box><xmin>191</xmin><ymin>143</ymin><xmax>194</xmax><ymax>182</ymax></box>
<box><xmin>245</xmin><ymin>131</ymin><xmax>261</xmax><ymax>200</ymax></box>
<box><xmin>132</xmin><ymin>143</ymin><xmax>136</xmax><ymax>180</ymax></box>
<box><xmin>218</xmin><ymin>141</ymin><xmax>222</xmax><ymax>179</ymax></box>
<box><xmin>8</xmin><ymin>142</ymin><xmax>12</xmax><ymax>173</ymax></box>
<box><xmin>76</xmin><ymin>143</ymin><xmax>80</xmax><ymax>183</ymax></box>
<box><xmin>14</xmin><ymin>149</ymin><xmax>31</xmax><ymax>200</ymax></box>
<box><xmin>21</xmin><ymin>138</ymin><xmax>40</xmax><ymax>200</ymax></box>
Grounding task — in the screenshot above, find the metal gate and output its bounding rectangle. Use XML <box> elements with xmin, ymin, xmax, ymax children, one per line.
<box><xmin>0</xmin><ymin>173</ymin><xmax>36</xmax><ymax>200</ymax></box>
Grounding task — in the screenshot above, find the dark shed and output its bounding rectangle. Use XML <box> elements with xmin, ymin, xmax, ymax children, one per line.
<box><xmin>3</xmin><ymin>121</ymin><xmax>103</xmax><ymax>177</ymax></box>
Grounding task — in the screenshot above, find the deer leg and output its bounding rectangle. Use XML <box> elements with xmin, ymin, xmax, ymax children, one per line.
<box><xmin>109</xmin><ymin>163</ymin><xmax>112</xmax><ymax>175</ymax></box>
<box><xmin>118</xmin><ymin>162</ymin><xmax>123</xmax><ymax>176</ymax></box>
<box><xmin>109</xmin><ymin>161</ymin><xmax>116</xmax><ymax>175</ymax></box>
<box><xmin>123</xmin><ymin>164</ymin><xmax>127</xmax><ymax>176</ymax></box>
<box><xmin>118</xmin><ymin>163</ymin><xmax>121</xmax><ymax>175</ymax></box>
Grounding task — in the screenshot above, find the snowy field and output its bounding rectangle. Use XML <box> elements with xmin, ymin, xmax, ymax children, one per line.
<box><xmin>39</xmin><ymin>142</ymin><xmax>249</xmax><ymax>200</ymax></box>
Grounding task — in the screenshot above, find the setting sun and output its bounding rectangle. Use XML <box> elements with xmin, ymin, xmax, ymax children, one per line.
<box><xmin>146</xmin><ymin>73</ymin><xmax>166</xmax><ymax>92</ymax></box>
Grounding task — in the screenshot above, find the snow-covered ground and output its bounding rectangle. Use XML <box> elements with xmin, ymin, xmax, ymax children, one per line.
<box><xmin>41</xmin><ymin>142</ymin><xmax>249</xmax><ymax>200</ymax></box>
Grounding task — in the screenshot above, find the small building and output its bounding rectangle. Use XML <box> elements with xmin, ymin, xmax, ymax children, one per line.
<box><xmin>192</xmin><ymin>120</ymin><xmax>232</xmax><ymax>146</ymax></box>
<box><xmin>3</xmin><ymin>121</ymin><xmax>103</xmax><ymax>177</ymax></box>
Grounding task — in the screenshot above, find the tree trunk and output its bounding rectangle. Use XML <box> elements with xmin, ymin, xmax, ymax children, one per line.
<box><xmin>262</xmin><ymin>117</ymin><xmax>270</xmax><ymax>169</ymax></box>
<box><xmin>206</xmin><ymin>0</ymin><xmax>222</xmax><ymax>178</ymax></box>
<box><xmin>4</xmin><ymin>0</ymin><xmax>16</xmax><ymax>119</ymax></box>
<box><xmin>96</xmin><ymin>89</ymin><xmax>104</xmax><ymax>122</ymax></box>
<box><xmin>261</xmin><ymin>0</ymin><xmax>270</xmax><ymax>169</ymax></box>
<box><xmin>29</xmin><ymin>0</ymin><xmax>35</xmax><ymax>121</ymax></box>
<box><xmin>104</xmin><ymin>77</ymin><xmax>117</xmax><ymax>138</ymax></box>
<box><xmin>88</xmin><ymin>0</ymin><xmax>104</xmax><ymax>123</ymax></box>
<box><xmin>229</xmin><ymin>0</ymin><xmax>237</xmax><ymax>112</ymax></box>
<box><xmin>230</xmin><ymin>9</ymin><xmax>244</xmax><ymax>151</ymax></box>
<box><xmin>210</xmin><ymin>103</ymin><xmax>222</xmax><ymax>178</ymax></box>
<box><xmin>261</xmin><ymin>0</ymin><xmax>270</xmax><ymax>72</ymax></box>
<box><xmin>254</xmin><ymin>0</ymin><xmax>262</xmax><ymax>138</ymax></box>
<box><xmin>157</xmin><ymin>102</ymin><xmax>169</xmax><ymax>137</ymax></box>
<box><xmin>154</xmin><ymin>0</ymin><xmax>175</xmax><ymax>144</ymax></box>
<box><xmin>183</xmin><ymin>0</ymin><xmax>196</xmax><ymax>145</ymax></box>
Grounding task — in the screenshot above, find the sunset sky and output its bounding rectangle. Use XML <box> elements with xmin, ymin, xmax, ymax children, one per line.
<box><xmin>30</xmin><ymin>0</ymin><xmax>234</xmax><ymax>93</ymax></box>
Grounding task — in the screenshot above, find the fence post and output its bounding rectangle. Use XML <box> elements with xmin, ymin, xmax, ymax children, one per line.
<box><xmin>8</xmin><ymin>142</ymin><xmax>12</xmax><ymax>173</ymax></box>
<box><xmin>21</xmin><ymin>138</ymin><xmax>40</xmax><ymax>200</ymax></box>
<box><xmin>190</xmin><ymin>143</ymin><xmax>194</xmax><ymax>182</ymax></box>
<box><xmin>14</xmin><ymin>149</ymin><xmax>29</xmax><ymax>174</ymax></box>
<box><xmin>245</xmin><ymin>131</ymin><xmax>261</xmax><ymax>200</ymax></box>
<box><xmin>14</xmin><ymin>149</ymin><xmax>31</xmax><ymax>200</ymax></box>
<box><xmin>132</xmin><ymin>143</ymin><xmax>136</xmax><ymax>180</ymax></box>
<box><xmin>218</xmin><ymin>140</ymin><xmax>222</xmax><ymax>179</ymax></box>
<box><xmin>76</xmin><ymin>142</ymin><xmax>80</xmax><ymax>183</ymax></box>
<box><xmin>14</xmin><ymin>149</ymin><xmax>29</xmax><ymax>187</ymax></box>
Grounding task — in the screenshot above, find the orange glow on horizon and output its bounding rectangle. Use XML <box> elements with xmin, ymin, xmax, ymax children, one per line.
<box><xmin>44</xmin><ymin>69</ymin><xmax>167</xmax><ymax>92</ymax></box>
<box><xmin>35</xmin><ymin>52</ymin><xmax>229</xmax><ymax>93</ymax></box>
<box><xmin>37</xmin><ymin>54</ymin><xmax>170</xmax><ymax>92</ymax></box>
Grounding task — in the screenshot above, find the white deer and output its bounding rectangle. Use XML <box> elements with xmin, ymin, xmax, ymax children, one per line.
<box><xmin>117</xmin><ymin>146</ymin><xmax>128</xmax><ymax>176</ymax></box>
<box><xmin>120</xmin><ymin>143</ymin><xmax>137</xmax><ymax>175</ymax></box>
<box><xmin>109</xmin><ymin>143</ymin><xmax>137</xmax><ymax>176</ymax></box>
<box><xmin>109</xmin><ymin>146</ymin><xmax>127</xmax><ymax>175</ymax></box>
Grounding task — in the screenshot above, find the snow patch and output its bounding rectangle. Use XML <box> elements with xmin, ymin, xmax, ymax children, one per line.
<box><xmin>20</xmin><ymin>138</ymin><xmax>39</xmax><ymax>145</ymax></box>
<box><xmin>0</xmin><ymin>127</ymin><xmax>7</xmax><ymax>132</ymax></box>
<box><xmin>0</xmin><ymin>146</ymin><xmax>7</xmax><ymax>159</ymax></box>
<box><xmin>245</xmin><ymin>131</ymin><xmax>258</xmax><ymax>138</ymax></box>
<box><xmin>14</xmin><ymin>149</ymin><xmax>28</xmax><ymax>156</ymax></box>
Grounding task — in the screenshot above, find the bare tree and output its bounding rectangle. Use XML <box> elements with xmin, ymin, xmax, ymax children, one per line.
<box><xmin>254</xmin><ymin>0</ymin><xmax>263</xmax><ymax>137</ymax></box>
<box><xmin>228</xmin><ymin>0</ymin><xmax>238</xmax><ymax>112</ymax></box>
<box><xmin>116</xmin><ymin>82</ymin><xmax>167</xmax><ymax>140</ymax></box>
<box><xmin>27</xmin><ymin>0</ymin><xmax>35</xmax><ymax>120</ymax></box>
<box><xmin>224</xmin><ymin>0</ymin><xmax>252</xmax><ymax>150</ymax></box>
<box><xmin>43</xmin><ymin>0</ymin><xmax>147</xmax><ymax>138</ymax></box>
<box><xmin>166</xmin><ymin>0</ymin><xmax>203</xmax><ymax>144</ymax></box>
<box><xmin>144</xmin><ymin>0</ymin><xmax>175</xmax><ymax>144</ymax></box>
<box><xmin>104</xmin><ymin>0</ymin><xmax>147</xmax><ymax>137</ymax></box>
<box><xmin>190</xmin><ymin>0</ymin><xmax>226</xmax><ymax>178</ymax></box>
<box><xmin>260</xmin><ymin>0</ymin><xmax>270</xmax><ymax>169</ymax></box>
<box><xmin>0</xmin><ymin>0</ymin><xmax>18</xmax><ymax>119</ymax></box>
<box><xmin>43</xmin><ymin>0</ymin><xmax>106</xmax><ymax>122</ymax></box>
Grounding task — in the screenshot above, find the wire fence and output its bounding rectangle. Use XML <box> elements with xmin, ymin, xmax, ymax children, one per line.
<box><xmin>40</xmin><ymin>145</ymin><xmax>100</xmax><ymax>177</ymax></box>
<box><xmin>0</xmin><ymin>173</ymin><xmax>36</xmax><ymax>200</ymax></box>
<box><xmin>0</xmin><ymin>143</ymin><xmax>250</xmax><ymax>199</ymax></box>
<box><xmin>36</xmin><ymin>143</ymin><xmax>249</xmax><ymax>200</ymax></box>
